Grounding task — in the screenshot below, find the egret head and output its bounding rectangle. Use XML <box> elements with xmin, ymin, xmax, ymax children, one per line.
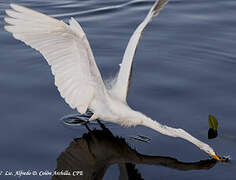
<box><xmin>201</xmin><ymin>144</ymin><xmax>221</xmax><ymax>161</ymax></box>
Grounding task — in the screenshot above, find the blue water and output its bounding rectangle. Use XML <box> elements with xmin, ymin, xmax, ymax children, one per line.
<box><xmin>1</xmin><ymin>0</ymin><xmax>236</xmax><ymax>179</ymax></box>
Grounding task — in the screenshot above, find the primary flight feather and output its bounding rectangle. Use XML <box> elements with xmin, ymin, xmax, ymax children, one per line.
<box><xmin>5</xmin><ymin>4</ymin><xmax>106</xmax><ymax>114</ymax></box>
<box><xmin>4</xmin><ymin>0</ymin><xmax>221</xmax><ymax>161</ymax></box>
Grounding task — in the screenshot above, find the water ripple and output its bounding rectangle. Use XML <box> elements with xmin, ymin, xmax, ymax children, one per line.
<box><xmin>51</xmin><ymin>0</ymin><xmax>155</xmax><ymax>19</ymax></box>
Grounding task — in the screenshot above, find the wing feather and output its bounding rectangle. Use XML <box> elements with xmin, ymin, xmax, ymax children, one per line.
<box><xmin>4</xmin><ymin>4</ymin><xmax>106</xmax><ymax>114</ymax></box>
<box><xmin>111</xmin><ymin>0</ymin><xmax>168</xmax><ymax>102</ymax></box>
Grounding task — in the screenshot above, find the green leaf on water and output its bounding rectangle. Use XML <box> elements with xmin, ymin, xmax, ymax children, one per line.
<box><xmin>208</xmin><ymin>114</ymin><xmax>218</xmax><ymax>131</ymax></box>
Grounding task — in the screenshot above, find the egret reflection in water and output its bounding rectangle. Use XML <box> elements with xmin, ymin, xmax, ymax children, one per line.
<box><xmin>4</xmin><ymin>0</ymin><xmax>222</xmax><ymax>160</ymax></box>
<box><xmin>52</xmin><ymin>121</ymin><xmax>216</xmax><ymax>180</ymax></box>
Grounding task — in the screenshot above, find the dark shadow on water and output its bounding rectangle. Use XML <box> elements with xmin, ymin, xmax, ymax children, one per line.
<box><xmin>52</xmin><ymin>121</ymin><xmax>217</xmax><ymax>180</ymax></box>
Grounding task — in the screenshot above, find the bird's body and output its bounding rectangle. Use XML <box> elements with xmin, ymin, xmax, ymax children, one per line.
<box><xmin>4</xmin><ymin>0</ymin><xmax>221</xmax><ymax>160</ymax></box>
<box><xmin>88</xmin><ymin>89</ymin><xmax>141</xmax><ymax>126</ymax></box>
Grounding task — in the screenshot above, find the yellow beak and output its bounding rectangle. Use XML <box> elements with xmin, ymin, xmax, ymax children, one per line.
<box><xmin>210</xmin><ymin>154</ymin><xmax>221</xmax><ymax>161</ymax></box>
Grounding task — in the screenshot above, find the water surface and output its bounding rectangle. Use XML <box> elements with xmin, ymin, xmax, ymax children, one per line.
<box><xmin>0</xmin><ymin>0</ymin><xmax>236</xmax><ymax>179</ymax></box>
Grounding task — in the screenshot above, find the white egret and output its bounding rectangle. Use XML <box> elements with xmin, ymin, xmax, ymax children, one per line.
<box><xmin>4</xmin><ymin>0</ymin><xmax>221</xmax><ymax>161</ymax></box>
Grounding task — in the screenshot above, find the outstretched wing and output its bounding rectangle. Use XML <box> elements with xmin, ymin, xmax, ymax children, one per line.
<box><xmin>111</xmin><ymin>0</ymin><xmax>168</xmax><ymax>102</ymax></box>
<box><xmin>4</xmin><ymin>4</ymin><xmax>106</xmax><ymax>114</ymax></box>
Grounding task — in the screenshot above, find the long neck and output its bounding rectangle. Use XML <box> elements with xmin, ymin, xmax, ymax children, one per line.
<box><xmin>141</xmin><ymin>117</ymin><xmax>211</xmax><ymax>153</ymax></box>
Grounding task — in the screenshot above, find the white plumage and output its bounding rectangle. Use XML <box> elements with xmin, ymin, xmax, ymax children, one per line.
<box><xmin>4</xmin><ymin>0</ymin><xmax>221</xmax><ymax>161</ymax></box>
<box><xmin>5</xmin><ymin>4</ymin><xmax>106</xmax><ymax>114</ymax></box>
